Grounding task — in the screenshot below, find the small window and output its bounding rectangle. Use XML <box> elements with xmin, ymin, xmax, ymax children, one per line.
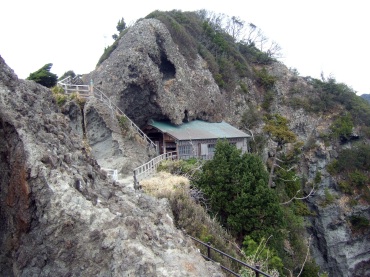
<box><xmin>179</xmin><ymin>145</ymin><xmax>192</xmax><ymax>156</ymax></box>
<box><xmin>208</xmin><ymin>144</ymin><xmax>216</xmax><ymax>155</ymax></box>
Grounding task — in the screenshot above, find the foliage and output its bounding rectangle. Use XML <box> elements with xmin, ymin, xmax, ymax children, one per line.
<box><xmin>303</xmin><ymin>77</ymin><xmax>370</xmax><ymax>127</ymax></box>
<box><xmin>117</xmin><ymin>115</ymin><xmax>129</xmax><ymax>131</ymax></box>
<box><xmin>51</xmin><ymin>86</ymin><xmax>67</xmax><ymax>106</ymax></box>
<box><xmin>327</xmin><ymin>144</ymin><xmax>370</xmax><ymax>203</ymax></box>
<box><xmin>27</xmin><ymin>63</ymin><xmax>58</xmax><ymax>88</ymax></box>
<box><xmin>263</xmin><ymin>114</ymin><xmax>296</xmax><ymax>146</ymax></box>
<box><xmin>239</xmin><ymin>82</ymin><xmax>249</xmax><ymax>94</ymax></box>
<box><xmin>349</xmin><ymin>215</ymin><xmax>370</xmax><ymax>232</ymax></box>
<box><xmin>97</xmin><ymin>39</ymin><xmax>120</xmax><ymax>66</ymax></box>
<box><xmin>323</xmin><ymin>188</ymin><xmax>335</xmax><ymax>206</ymax></box>
<box><xmin>241</xmin><ymin>104</ymin><xmax>261</xmax><ymax>129</ymax></box>
<box><xmin>97</xmin><ymin>19</ymin><xmax>129</xmax><ymax>66</ymax></box>
<box><xmin>194</xmin><ymin>140</ymin><xmax>284</xmax><ymax>245</ymax></box>
<box><xmin>254</xmin><ymin>67</ymin><xmax>276</xmax><ymax>89</ymax></box>
<box><xmin>147</xmin><ymin>10</ymin><xmax>262</xmax><ymax>92</ymax></box>
<box><xmin>242</xmin><ymin>236</ymin><xmax>283</xmax><ymax>274</ymax></box>
<box><xmin>261</xmin><ymin>90</ymin><xmax>274</xmax><ymax>111</ymax></box>
<box><xmin>238</xmin><ymin>42</ymin><xmax>274</xmax><ymax>65</ymax></box>
<box><xmin>330</xmin><ymin>113</ymin><xmax>354</xmax><ymax>141</ymax></box>
<box><xmin>301</xmin><ymin>260</ymin><xmax>323</xmax><ymax>277</ymax></box>
<box><xmin>140</xmin><ymin>171</ymin><xmax>244</xmax><ymax>274</ymax></box>
<box><xmin>157</xmin><ymin>158</ymin><xmax>202</xmax><ymax>177</ymax></box>
<box><xmin>248</xmin><ymin>134</ymin><xmax>267</xmax><ymax>155</ymax></box>
<box><xmin>59</xmin><ymin>70</ymin><xmax>76</xmax><ymax>81</ymax></box>
<box><xmin>69</xmin><ymin>92</ymin><xmax>86</xmax><ymax>108</ymax></box>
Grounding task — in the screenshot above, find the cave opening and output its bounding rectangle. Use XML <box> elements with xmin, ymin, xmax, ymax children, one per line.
<box><xmin>159</xmin><ymin>54</ymin><xmax>176</xmax><ymax>80</ymax></box>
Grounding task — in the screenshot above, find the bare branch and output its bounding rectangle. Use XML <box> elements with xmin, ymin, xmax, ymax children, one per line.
<box><xmin>280</xmin><ymin>185</ymin><xmax>315</xmax><ymax>205</ymax></box>
<box><xmin>297</xmin><ymin>236</ymin><xmax>313</xmax><ymax>277</ymax></box>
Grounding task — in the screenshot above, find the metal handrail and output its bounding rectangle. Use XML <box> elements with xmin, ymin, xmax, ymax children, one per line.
<box><xmin>189</xmin><ymin>236</ymin><xmax>272</xmax><ymax>277</ymax></box>
<box><xmin>133</xmin><ymin>151</ymin><xmax>177</xmax><ymax>189</ymax></box>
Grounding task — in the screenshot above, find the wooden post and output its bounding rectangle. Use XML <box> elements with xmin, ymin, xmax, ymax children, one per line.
<box><xmin>90</xmin><ymin>79</ymin><xmax>94</xmax><ymax>96</ymax></box>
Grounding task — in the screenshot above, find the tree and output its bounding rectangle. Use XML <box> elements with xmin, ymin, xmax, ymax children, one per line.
<box><xmin>264</xmin><ymin>114</ymin><xmax>297</xmax><ymax>188</ymax></box>
<box><xmin>112</xmin><ymin>17</ymin><xmax>127</xmax><ymax>40</ymax></box>
<box><xmin>26</xmin><ymin>63</ymin><xmax>58</xmax><ymax>88</ymax></box>
<box><xmin>194</xmin><ymin>140</ymin><xmax>284</xmax><ymax>242</ymax></box>
<box><xmin>116</xmin><ymin>17</ymin><xmax>127</xmax><ymax>33</ymax></box>
<box><xmin>59</xmin><ymin>70</ymin><xmax>76</xmax><ymax>81</ymax></box>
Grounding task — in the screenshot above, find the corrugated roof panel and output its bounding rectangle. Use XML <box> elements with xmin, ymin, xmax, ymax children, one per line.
<box><xmin>149</xmin><ymin>120</ymin><xmax>250</xmax><ymax>140</ymax></box>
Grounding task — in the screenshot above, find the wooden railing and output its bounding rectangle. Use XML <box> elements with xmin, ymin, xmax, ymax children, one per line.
<box><xmin>133</xmin><ymin>151</ymin><xmax>177</xmax><ymax>189</ymax></box>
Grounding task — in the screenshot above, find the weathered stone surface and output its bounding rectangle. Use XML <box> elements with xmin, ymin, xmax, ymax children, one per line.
<box><xmin>87</xmin><ymin>19</ymin><xmax>224</xmax><ymax>127</ymax></box>
<box><xmin>0</xmin><ymin>55</ymin><xmax>224</xmax><ymax>276</ymax></box>
<box><xmin>83</xmin><ymin>17</ymin><xmax>370</xmax><ymax>276</ymax></box>
<box><xmin>83</xmin><ymin>97</ymin><xmax>155</xmax><ymax>175</ymax></box>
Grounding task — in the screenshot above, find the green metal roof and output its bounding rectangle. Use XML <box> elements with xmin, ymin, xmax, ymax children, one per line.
<box><xmin>148</xmin><ymin>120</ymin><xmax>250</xmax><ymax>141</ymax></box>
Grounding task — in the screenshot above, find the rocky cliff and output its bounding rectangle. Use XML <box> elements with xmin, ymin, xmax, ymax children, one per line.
<box><xmin>0</xmin><ymin>55</ymin><xmax>224</xmax><ymax>276</ymax></box>
<box><xmin>87</xmin><ymin>18</ymin><xmax>224</xmax><ymax>127</ymax></box>
<box><xmin>85</xmin><ymin>15</ymin><xmax>370</xmax><ymax>276</ymax></box>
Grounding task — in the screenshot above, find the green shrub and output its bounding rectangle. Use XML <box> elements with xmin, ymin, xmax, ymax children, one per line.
<box><xmin>330</xmin><ymin>113</ymin><xmax>354</xmax><ymax>141</ymax></box>
<box><xmin>338</xmin><ymin>181</ymin><xmax>352</xmax><ymax>194</ymax></box>
<box><xmin>349</xmin><ymin>215</ymin><xmax>370</xmax><ymax>231</ymax></box>
<box><xmin>242</xmin><ymin>236</ymin><xmax>283</xmax><ymax>274</ymax></box>
<box><xmin>314</xmin><ymin>171</ymin><xmax>322</xmax><ymax>184</ymax></box>
<box><xmin>349</xmin><ymin>170</ymin><xmax>368</xmax><ymax>188</ymax></box>
<box><xmin>240</xmin><ymin>104</ymin><xmax>261</xmax><ymax>129</ymax></box>
<box><xmin>55</xmin><ymin>94</ymin><xmax>67</xmax><ymax>106</ymax></box>
<box><xmin>51</xmin><ymin>86</ymin><xmax>67</xmax><ymax>106</ymax></box>
<box><xmin>194</xmin><ymin>140</ymin><xmax>284</xmax><ymax>246</ymax></box>
<box><xmin>141</xmin><ymin>174</ymin><xmax>243</xmax><ymax>274</ymax></box>
<box><xmin>323</xmin><ymin>188</ymin><xmax>335</xmax><ymax>206</ymax></box>
<box><xmin>27</xmin><ymin>63</ymin><xmax>58</xmax><ymax>88</ymax></box>
<box><xmin>239</xmin><ymin>82</ymin><xmax>248</xmax><ymax>94</ymax></box>
<box><xmin>157</xmin><ymin>159</ymin><xmax>201</xmax><ymax>177</ymax></box>
<box><xmin>254</xmin><ymin>67</ymin><xmax>276</xmax><ymax>89</ymax></box>
<box><xmin>261</xmin><ymin>90</ymin><xmax>274</xmax><ymax>111</ymax></box>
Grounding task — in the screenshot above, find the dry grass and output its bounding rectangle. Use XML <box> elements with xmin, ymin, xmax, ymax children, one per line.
<box><xmin>141</xmin><ymin>171</ymin><xmax>245</xmax><ymax>275</ymax></box>
<box><xmin>140</xmin><ymin>171</ymin><xmax>190</xmax><ymax>196</ymax></box>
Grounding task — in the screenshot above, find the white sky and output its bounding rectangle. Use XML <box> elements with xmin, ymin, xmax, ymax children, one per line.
<box><xmin>1</xmin><ymin>0</ymin><xmax>369</xmax><ymax>95</ymax></box>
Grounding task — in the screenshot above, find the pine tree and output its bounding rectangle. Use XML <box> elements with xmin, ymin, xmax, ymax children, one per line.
<box><xmin>26</xmin><ymin>63</ymin><xmax>58</xmax><ymax>88</ymax></box>
<box><xmin>194</xmin><ymin>140</ymin><xmax>284</xmax><ymax>242</ymax></box>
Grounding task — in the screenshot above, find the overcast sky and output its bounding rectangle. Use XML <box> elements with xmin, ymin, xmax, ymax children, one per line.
<box><xmin>1</xmin><ymin>0</ymin><xmax>369</xmax><ymax>95</ymax></box>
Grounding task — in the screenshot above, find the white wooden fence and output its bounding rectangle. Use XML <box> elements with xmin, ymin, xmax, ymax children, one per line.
<box><xmin>102</xmin><ymin>168</ymin><xmax>118</xmax><ymax>181</ymax></box>
<box><xmin>133</xmin><ymin>151</ymin><xmax>177</xmax><ymax>189</ymax></box>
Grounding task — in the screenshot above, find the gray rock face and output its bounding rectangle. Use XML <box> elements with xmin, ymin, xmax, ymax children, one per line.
<box><xmin>0</xmin><ymin>56</ymin><xmax>224</xmax><ymax>276</ymax></box>
<box><xmin>309</xmin><ymin>202</ymin><xmax>370</xmax><ymax>277</ymax></box>
<box><xmin>61</xmin><ymin>100</ymin><xmax>84</xmax><ymax>139</ymax></box>
<box><xmin>84</xmin><ymin>17</ymin><xmax>370</xmax><ymax>276</ymax></box>
<box><xmin>88</xmin><ymin>19</ymin><xmax>224</xmax><ymax>127</ymax></box>
<box><xmin>83</xmin><ymin>97</ymin><xmax>154</xmax><ymax>175</ymax></box>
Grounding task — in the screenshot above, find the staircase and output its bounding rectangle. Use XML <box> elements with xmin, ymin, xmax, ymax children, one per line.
<box><xmin>57</xmin><ymin>76</ymin><xmax>157</xmax><ymax>150</ymax></box>
<box><xmin>57</xmin><ymin>76</ymin><xmax>157</xmax><ymax>182</ymax></box>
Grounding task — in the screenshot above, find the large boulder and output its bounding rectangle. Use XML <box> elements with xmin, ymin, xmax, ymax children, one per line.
<box><xmin>87</xmin><ymin>19</ymin><xmax>224</xmax><ymax>127</ymax></box>
<box><xmin>0</xmin><ymin>55</ymin><xmax>224</xmax><ymax>276</ymax></box>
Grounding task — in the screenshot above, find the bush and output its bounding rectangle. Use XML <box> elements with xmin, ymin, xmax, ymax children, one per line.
<box><xmin>27</xmin><ymin>63</ymin><xmax>58</xmax><ymax>88</ymax></box>
<box><xmin>261</xmin><ymin>90</ymin><xmax>274</xmax><ymax>111</ymax></box>
<box><xmin>140</xmin><ymin>171</ymin><xmax>244</xmax><ymax>273</ymax></box>
<box><xmin>349</xmin><ymin>215</ymin><xmax>370</xmax><ymax>231</ymax></box>
<box><xmin>254</xmin><ymin>67</ymin><xmax>276</xmax><ymax>89</ymax></box>
<box><xmin>330</xmin><ymin>113</ymin><xmax>354</xmax><ymax>141</ymax></box>
<box><xmin>194</xmin><ymin>140</ymin><xmax>284</xmax><ymax>245</ymax></box>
